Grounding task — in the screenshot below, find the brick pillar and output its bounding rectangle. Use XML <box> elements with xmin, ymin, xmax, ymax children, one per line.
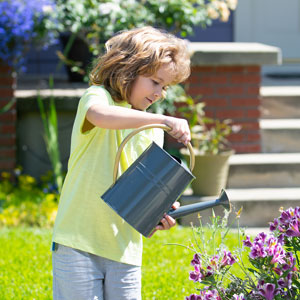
<box><xmin>186</xmin><ymin>65</ymin><xmax>261</xmax><ymax>153</ymax></box>
<box><xmin>0</xmin><ymin>61</ymin><xmax>16</xmax><ymax>173</ymax></box>
<box><xmin>183</xmin><ymin>42</ymin><xmax>281</xmax><ymax>154</ymax></box>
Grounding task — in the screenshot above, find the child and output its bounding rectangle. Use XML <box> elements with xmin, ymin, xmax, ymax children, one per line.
<box><xmin>52</xmin><ymin>26</ymin><xmax>191</xmax><ymax>300</ymax></box>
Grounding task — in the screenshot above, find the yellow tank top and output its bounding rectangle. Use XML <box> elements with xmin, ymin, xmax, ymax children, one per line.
<box><xmin>52</xmin><ymin>85</ymin><xmax>164</xmax><ymax>266</ymax></box>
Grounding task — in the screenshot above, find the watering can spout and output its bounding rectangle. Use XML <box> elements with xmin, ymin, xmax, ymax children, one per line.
<box><xmin>167</xmin><ymin>189</ymin><xmax>231</xmax><ymax>219</ymax></box>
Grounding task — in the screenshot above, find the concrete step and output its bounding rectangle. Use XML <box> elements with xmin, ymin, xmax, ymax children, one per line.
<box><xmin>180</xmin><ymin>188</ymin><xmax>300</xmax><ymax>228</ymax></box>
<box><xmin>260</xmin><ymin>86</ymin><xmax>300</xmax><ymax>119</ymax></box>
<box><xmin>260</xmin><ymin>119</ymin><xmax>300</xmax><ymax>153</ymax></box>
<box><xmin>227</xmin><ymin>153</ymin><xmax>300</xmax><ymax>188</ymax></box>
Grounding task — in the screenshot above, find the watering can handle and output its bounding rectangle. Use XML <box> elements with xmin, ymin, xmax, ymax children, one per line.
<box><xmin>113</xmin><ymin>124</ymin><xmax>195</xmax><ymax>183</ymax></box>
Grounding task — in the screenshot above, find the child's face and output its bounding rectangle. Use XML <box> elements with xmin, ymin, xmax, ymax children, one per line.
<box><xmin>129</xmin><ymin>63</ymin><xmax>175</xmax><ymax>111</ymax></box>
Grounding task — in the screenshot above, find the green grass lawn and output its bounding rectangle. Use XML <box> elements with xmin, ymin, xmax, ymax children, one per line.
<box><xmin>0</xmin><ymin>225</ymin><xmax>245</xmax><ymax>299</ymax></box>
<box><xmin>0</xmin><ymin>227</ymin><xmax>53</xmax><ymax>299</ymax></box>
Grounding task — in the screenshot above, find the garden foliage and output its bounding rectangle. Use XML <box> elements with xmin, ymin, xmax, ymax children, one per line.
<box><xmin>0</xmin><ymin>170</ymin><xmax>58</xmax><ymax>228</ymax></box>
<box><xmin>54</xmin><ymin>0</ymin><xmax>238</xmax><ymax>56</ymax></box>
<box><xmin>52</xmin><ymin>0</ymin><xmax>238</xmax><ymax>77</ymax></box>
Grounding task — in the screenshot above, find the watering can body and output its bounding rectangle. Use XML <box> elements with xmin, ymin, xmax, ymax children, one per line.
<box><xmin>102</xmin><ymin>141</ymin><xmax>195</xmax><ymax>237</ymax></box>
<box><xmin>101</xmin><ymin>124</ymin><xmax>231</xmax><ymax>237</ymax></box>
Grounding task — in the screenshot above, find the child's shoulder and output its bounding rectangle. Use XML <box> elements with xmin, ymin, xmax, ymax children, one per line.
<box><xmin>85</xmin><ymin>85</ymin><xmax>110</xmax><ymax>97</ymax></box>
<box><xmin>81</xmin><ymin>85</ymin><xmax>114</xmax><ymax>105</ymax></box>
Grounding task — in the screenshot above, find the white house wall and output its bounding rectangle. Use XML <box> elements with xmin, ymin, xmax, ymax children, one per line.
<box><xmin>234</xmin><ymin>0</ymin><xmax>300</xmax><ymax>75</ymax></box>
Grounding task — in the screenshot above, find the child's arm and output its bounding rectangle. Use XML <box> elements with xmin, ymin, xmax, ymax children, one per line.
<box><xmin>86</xmin><ymin>104</ymin><xmax>191</xmax><ymax>145</ymax></box>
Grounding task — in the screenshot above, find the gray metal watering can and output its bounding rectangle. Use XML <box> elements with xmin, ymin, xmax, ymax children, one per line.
<box><xmin>101</xmin><ymin>124</ymin><xmax>230</xmax><ymax>237</ymax></box>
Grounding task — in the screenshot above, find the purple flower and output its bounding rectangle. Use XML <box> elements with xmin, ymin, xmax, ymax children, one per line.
<box><xmin>272</xmin><ymin>267</ymin><xmax>282</xmax><ymax>275</ymax></box>
<box><xmin>243</xmin><ymin>235</ymin><xmax>252</xmax><ymax>247</ymax></box>
<box><xmin>294</xmin><ymin>207</ymin><xmax>300</xmax><ymax>218</ymax></box>
<box><xmin>269</xmin><ymin>218</ymin><xmax>278</xmax><ymax>231</ymax></box>
<box><xmin>266</xmin><ymin>237</ymin><xmax>286</xmax><ymax>264</ymax></box>
<box><xmin>249</xmin><ymin>242</ymin><xmax>267</xmax><ymax>259</ymax></box>
<box><xmin>191</xmin><ymin>253</ymin><xmax>201</xmax><ymax>266</ymax></box>
<box><xmin>285</xmin><ymin>252</ymin><xmax>296</xmax><ymax>268</ymax></box>
<box><xmin>202</xmin><ymin>289</ymin><xmax>221</xmax><ymax>300</ymax></box>
<box><xmin>233</xmin><ymin>294</ymin><xmax>245</xmax><ymax>300</ymax></box>
<box><xmin>278</xmin><ymin>272</ymin><xmax>293</xmax><ymax>289</ymax></box>
<box><xmin>279</xmin><ymin>209</ymin><xmax>293</xmax><ymax>225</ymax></box>
<box><xmin>186</xmin><ymin>294</ymin><xmax>202</xmax><ymax>300</ymax></box>
<box><xmin>257</xmin><ymin>282</ymin><xmax>280</xmax><ymax>300</ymax></box>
<box><xmin>280</xmin><ymin>252</ymin><xmax>297</xmax><ymax>274</ymax></box>
<box><xmin>277</xmin><ymin>234</ymin><xmax>284</xmax><ymax>244</ymax></box>
<box><xmin>189</xmin><ymin>264</ymin><xmax>202</xmax><ymax>282</ymax></box>
<box><xmin>209</xmin><ymin>255</ymin><xmax>219</xmax><ymax>269</ymax></box>
<box><xmin>206</xmin><ymin>265</ymin><xmax>214</xmax><ymax>277</ymax></box>
<box><xmin>254</xmin><ymin>232</ymin><xmax>267</xmax><ymax>243</ymax></box>
<box><xmin>270</xmin><ymin>245</ymin><xmax>285</xmax><ymax>265</ymax></box>
<box><xmin>286</xmin><ymin>219</ymin><xmax>300</xmax><ymax>237</ymax></box>
<box><xmin>247</xmin><ymin>232</ymin><xmax>291</xmax><ymax>266</ymax></box>
<box><xmin>189</xmin><ymin>254</ymin><xmax>205</xmax><ymax>282</ymax></box>
<box><xmin>220</xmin><ymin>250</ymin><xmax>236</xmax><ymax>267</ymax></box>
<box><xmin>186</xmin><ymin>290</ymin><xmax>221</xmax><ymax>300</ymax></box>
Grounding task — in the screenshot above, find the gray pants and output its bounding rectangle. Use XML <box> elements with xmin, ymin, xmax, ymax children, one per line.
<box><xmin>52</xmin><ymin>243</ymin><xmax>141</xmax><ymax>300</ymax></box>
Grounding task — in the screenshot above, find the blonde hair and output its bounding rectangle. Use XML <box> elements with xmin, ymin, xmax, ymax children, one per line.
<box><xmin>89</xmin><ymin>26</ymin><xmax>191</xmax><ymax>103</ymax></box>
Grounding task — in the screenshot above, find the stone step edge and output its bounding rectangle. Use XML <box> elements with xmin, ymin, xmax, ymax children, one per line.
<box><xmin>229</xmin><ymin>153</ymin><xmax>300</xmax><ymax>165</ymax></box>
<box><xmin>181</xmin><ymin>187</ymin><xmax>300</xmax><ymax>202</ymax></box>
<box><xmin>260</xmin><ymin>119</ymin><xmax>300</xmax><ymax>129</ymax></box>
<box><xmin>261</xmin><ymin>86</ymin><xmax>300</xmax><ymax>97</ymax></box>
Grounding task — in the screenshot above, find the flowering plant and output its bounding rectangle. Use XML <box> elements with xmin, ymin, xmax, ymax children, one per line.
<box><xmin>184</xmin><ymin>207</ymin><xmax>300</xmax><ymax>299</ymax></box>
<box><xmin>0</xmin><ymin>0</ymin><xmax>57</xmax><ymax>70</ymax></box>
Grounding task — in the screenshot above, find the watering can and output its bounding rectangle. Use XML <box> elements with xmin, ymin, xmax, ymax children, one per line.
<box><xmin>101</xmin><ymin>124</ymin><xmax>231</xmax><ymax>237</ymax></box>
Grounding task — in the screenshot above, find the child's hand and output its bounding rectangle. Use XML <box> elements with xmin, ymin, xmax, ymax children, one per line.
<box><xmin>148</xmin><ymin>201</ymin><xmax>180</xmax><ymax>238</ymax></box>
<box><xmin>164</xmin><ymin>117</ymin><xmax>191</xmax><ymax>145</ymax></box>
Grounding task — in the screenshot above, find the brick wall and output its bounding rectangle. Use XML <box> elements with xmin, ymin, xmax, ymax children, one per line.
<box><xmin>0</xmin><ymin>61</ymin><xmax>16</xmax><ymax>173</ymax></box>
<box><xmin>186</xmin><ymin>65</ymin><xmax>261</xmax><ymax>153</ymax></box>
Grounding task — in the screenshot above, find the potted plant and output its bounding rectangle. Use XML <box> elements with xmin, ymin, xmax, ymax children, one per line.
<box><xmin>159</xmin><ymin>85</ymin><xmax>240</xmax><ymax>196</ymax></box>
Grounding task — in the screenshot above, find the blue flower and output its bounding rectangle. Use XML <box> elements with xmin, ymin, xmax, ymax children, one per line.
<box><xmin>0</xmin><ymin>0</ymin><xmax>57</xmax><ymax>70</ymax></box>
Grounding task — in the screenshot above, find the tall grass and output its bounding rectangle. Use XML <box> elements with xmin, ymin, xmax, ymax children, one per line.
<box><xmin>37</xmin><ymin>76</ymin><xmax>63</xmax><ymax>193</ymax></box>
